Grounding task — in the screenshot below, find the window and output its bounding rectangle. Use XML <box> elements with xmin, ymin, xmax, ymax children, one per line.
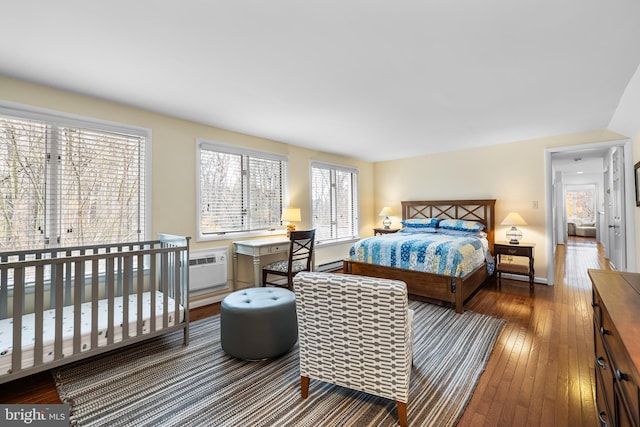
<box><xmin>0</xmin><ymin>102</ymin><xmax>149</xmax><ymax>252</ymax></box>
<box><xmin>197</xmin><ymin>140</ymin><xmax>288</xmax><ymax>240</ymax></box>
<box><xmin>311</xmin><ymin>161</ymin><xmax>358</xmax><ymax>244</ymax></box>
<box><xmin>566</xmin><ymin>185</ymin><xmax>596</xmax><ymax>223</ymax></box>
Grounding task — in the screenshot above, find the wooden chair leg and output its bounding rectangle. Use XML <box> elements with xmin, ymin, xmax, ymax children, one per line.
<box><xmin>301</xmin><ymin>376</ymin><xmax>310</xmax><ymax>398</ymax></box>
<box><xmin>396</xmin><ymin>401</ymin><xmax>407</xmax><ymax>427</ymax></box>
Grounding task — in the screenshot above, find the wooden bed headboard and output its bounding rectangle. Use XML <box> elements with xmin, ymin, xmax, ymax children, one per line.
<box><xmin>401</xmin><ymin>199</ymin><xmax>496</xmax><ymax>247</ymax></box>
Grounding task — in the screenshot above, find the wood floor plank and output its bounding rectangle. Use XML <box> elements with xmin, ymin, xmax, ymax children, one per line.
<box><xmin>0</xmin><ymin>236</ymin><xmax>607</xmax><ymax>427</ymax></box>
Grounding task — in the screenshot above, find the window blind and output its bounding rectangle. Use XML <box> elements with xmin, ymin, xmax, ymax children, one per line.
<box><xmin>198</xmin><ymin>140</ymin><xmax>288</xmax><ymax>237</ymax></box>
<box><xmin>0</xmin><ymin>110</ymin><xmax>147</xmax><ymax>251</ymax></box>
<box><xmin>311</xmin><ymin>161</ymin><xmax>358</xmax><ymax>243</ymax></box>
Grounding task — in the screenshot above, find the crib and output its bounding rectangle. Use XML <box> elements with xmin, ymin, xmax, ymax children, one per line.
<box><xmin>0</xmin><ymin>233</ymin><xmax>190</xmax><ymax>384</ymax></box>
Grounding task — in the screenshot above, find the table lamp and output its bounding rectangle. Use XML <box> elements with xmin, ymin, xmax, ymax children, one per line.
<box><xmin>282</xmin><ymin>207</ymin><xmax>301</xmax><ymax>237</ymax></box>
<box><xmin>501</xmin><ymin>212</ymin><xmax>527</xmax><ymax>244</ymax></box>
<box><xmin>378</xmin><ymin>206</ymin><xmax>392</xmax><ymax>229</ymax></box>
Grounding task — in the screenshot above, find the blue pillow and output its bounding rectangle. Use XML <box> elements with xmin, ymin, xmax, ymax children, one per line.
<box><xmin>439</xmin><ymin>219</ymin><xmax>485</xmax><ymax>232</ymax></box>
<box><xmin>401</xmin><ymin>218</ymin><xmax>440</xmax><ymax>228</ymax></box>
<box><xmin>437</xmin><ymin>228</ymin><xmax>487</xmax><ymax>238</ymax></box>
<box><xmin>398</xmin><ymin>227</ymin><xmax>437</xmax><ymax>234</ymax></box>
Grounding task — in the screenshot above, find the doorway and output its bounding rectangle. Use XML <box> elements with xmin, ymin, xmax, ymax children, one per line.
<box><xmin>544</xmin><ymin>139</ymin><xmax>636</xmax><ymax>285</ymax></box>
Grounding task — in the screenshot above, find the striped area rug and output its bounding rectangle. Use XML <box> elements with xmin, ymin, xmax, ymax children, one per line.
<box><xmin>53</xmin><ymin>301</ymin><xmax>505</xmax><ymax>426</ymax></box>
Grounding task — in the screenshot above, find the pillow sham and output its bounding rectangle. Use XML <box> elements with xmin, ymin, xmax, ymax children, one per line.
<box><xmin>437</xmin><ymin>228</ymin><xmax>487</xmax><ymax>238</ymax></box>
<box><xmin>439</xmin><ymin>219</ymin><xmax>485</xmax><ymax>232</ymax></box>
<box><xmin>398</xmin><ymin>226</ymin><xmax>437</xmax><ymax>234</ymax></box>
<box><xmin>400</xmin><ymin>218</ymin><xmax>440</xmax><ymax>228</ymax></box>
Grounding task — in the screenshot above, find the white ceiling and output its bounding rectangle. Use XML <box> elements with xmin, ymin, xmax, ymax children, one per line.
<box><xmin>1</xmin><ymin>1</ymin><xmax>639</xmax><ymax>162</ymax></box>
<box><xmin>551</xmin><ymin>146</ymin><xmax>609</xmax><ymax>176</ymax></box>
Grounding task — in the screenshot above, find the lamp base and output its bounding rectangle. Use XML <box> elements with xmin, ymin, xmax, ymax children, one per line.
<box><xmin>506</xmin><ymin>226</ymin><xmax>522</xmax><ymax>244</ymax></box>
<box><xmin>286</xmin><ymin>224</ymin><xmax>296</xmax><ymax>238</ymax></box>
<box><xmin>382</xmin><ymin>216</ymin><xmax>391</xmax><ymax>229</ymax></box>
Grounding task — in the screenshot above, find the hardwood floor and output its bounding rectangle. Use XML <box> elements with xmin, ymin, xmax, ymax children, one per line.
<box><xmin>0</xmin><ymin>236</ymin><xmax>608</xmax><ymax>426</ymax></box>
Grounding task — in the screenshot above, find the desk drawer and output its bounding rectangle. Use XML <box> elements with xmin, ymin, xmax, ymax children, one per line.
<box><xmin>269</xmin><ymin>244</ymin><xmax>288</xmax><ymax>254</ymax></box>
<box><xmin>258</xmin><ymin>244</ymin><xmax>288</xmax><ymax>255</ymax></box>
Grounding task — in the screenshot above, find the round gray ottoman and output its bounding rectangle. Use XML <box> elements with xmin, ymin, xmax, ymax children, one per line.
<box><xmin>220</xmin><ymin>287</ymin><xmax>297</xmax><ymax>360</ymax></box>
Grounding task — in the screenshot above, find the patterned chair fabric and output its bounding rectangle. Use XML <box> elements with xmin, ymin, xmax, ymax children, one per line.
<box><xmin>263</xmin><ymin>259</ymin><xmax>307</xmax><ymax>273</ymax></box>
<box><xmin>262</xmin><ymin>229</ymin><xmax>315</xmax><ymax>290</ymax></box>
<box><xmin>293</xmin><ymin>271</ymin><xmax>414</xmax><ymax>427</ymax></box>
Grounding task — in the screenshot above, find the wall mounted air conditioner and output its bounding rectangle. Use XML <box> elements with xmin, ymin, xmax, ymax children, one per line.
<box><xmin>188</xmin><ymin>247</ymin><xmax>229</xmax><ymax>295</ymax></box>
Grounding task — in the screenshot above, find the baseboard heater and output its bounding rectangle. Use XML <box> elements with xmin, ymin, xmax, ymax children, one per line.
<box><xmin>315</xmin><ymin>260</ymin><xmax>343</xmax><ymax>273</ymax></box>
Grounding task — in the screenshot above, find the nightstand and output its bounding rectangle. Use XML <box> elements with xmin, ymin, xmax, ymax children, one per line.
<box><xmin>373</xmin><ymin>228</ymin><xmax>400</xmax><ymax>236</ymax></box>
<box><xmin>494</xmin><ymin>241</ymin><xmax>535</xmax><ymax>288</ymax></box>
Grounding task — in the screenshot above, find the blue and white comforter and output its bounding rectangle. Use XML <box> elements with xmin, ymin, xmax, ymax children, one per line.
<box><xmin>349</xmin><ymin>233</ymin><xmax>494</xmax><ymax>277</ymax></box>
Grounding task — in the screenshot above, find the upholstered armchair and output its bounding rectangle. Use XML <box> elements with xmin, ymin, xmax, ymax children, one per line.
<box><xmin>293</xmin><ymin>271</ymin><xmax>414</xmax><ymax>427</ymax></box>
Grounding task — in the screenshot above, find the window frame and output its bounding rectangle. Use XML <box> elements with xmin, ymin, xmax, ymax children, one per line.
<box><xmin>310</xmin><ymin>160</ymin><xmax>359</xmax><ymax>246</ymax></box>
<box><xmin>565</xmin><ymin>183</ymin><xmax>597</xmax><ymax>223</ymax></box>
<box><xmin>196</xmin><ymin>139</ymin><xmax>290</xmax><ymax>242</ymax></box>
<box><xmin>0</xmin><ymin>100</ymin><xmax>152</xmax><ymax>249</ymax></box>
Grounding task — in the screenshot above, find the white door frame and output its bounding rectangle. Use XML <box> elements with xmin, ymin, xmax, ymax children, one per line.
<box><xmin>544</xmin><ymin>139</ymin><xmax>636</xmax><ymax>285</ymax></box>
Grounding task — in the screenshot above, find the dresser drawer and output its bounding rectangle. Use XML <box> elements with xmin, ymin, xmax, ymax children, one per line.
<box><xmin>596</xmin><ymin>367</ymin><xmax>613</xmax><ymax>427</ymax></box>
<box><xmin>615</xmin><ymin>382</ymin><xmax>636</xmax><ymax>427</ymax></box>
<box><xmin>589</xmin><ymin>269</ymin><xmax>640</xmax><ymax>427</ymax></box>
<box><xmin>593</xmin><ymin>289</ymin><xmax>603</xmax><ymax>329</ymax></box>
<box><xmin>602</xmin><ymin>309</ymin><xmax>639</xmax><ymax>425</ymax></box>
<box><xmin>596</xmin><ymin>331</ymin><xmax>616</xmax><ymax>424</ymax></box>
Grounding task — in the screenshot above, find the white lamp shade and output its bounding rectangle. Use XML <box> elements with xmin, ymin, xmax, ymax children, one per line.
<box><xmin>500</xmin><ymin>212</ymin><xmax>527</xmax><ymax>226</ymax></box>
<box><xmin>378</xmin><ymin>206</ymin><xmax>392</xmax><ymax>217</ymax></box>
<box><xmin>281</xmin><ymin>207</ymin><xmax>301</xmax><ymax>222</ymax></box>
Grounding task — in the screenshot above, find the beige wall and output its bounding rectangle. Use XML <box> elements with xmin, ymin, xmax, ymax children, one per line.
<box><xmin>0</xmin><ymin>76</ymin><xmax>374</xmax><ymax>291</ymax></box>
<box><xmin>374</xmin><ymin>129</ymin><xmax>624</xmax><ymax>282</ymax></box>
<box><xmin>2</xmin><ymin>74</ymin><xmax>636</xmax><ymax>289</ymax></box>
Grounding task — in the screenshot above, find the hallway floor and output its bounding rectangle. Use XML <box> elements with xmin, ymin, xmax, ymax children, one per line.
<box><xmin>458</xmin><ymin>237</ymin><xmax>609</xmax><ymax>426</ymax></box>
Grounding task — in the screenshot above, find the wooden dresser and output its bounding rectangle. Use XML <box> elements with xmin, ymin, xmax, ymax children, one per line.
<box><xmin>589</xmin><ymin>269</ymin><xmax>640</xmax><ymax>427</ymax></box>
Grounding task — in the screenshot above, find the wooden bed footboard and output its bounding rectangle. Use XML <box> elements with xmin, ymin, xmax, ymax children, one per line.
<box><xmin>344</xmin><ymin>199</ymin><xmax>495</xmax><ymax>313</ymax></box>
<box><xmin>343</xmin><ymin>259</ymin><xmax>487</xmax><ymax>313</ymax></box>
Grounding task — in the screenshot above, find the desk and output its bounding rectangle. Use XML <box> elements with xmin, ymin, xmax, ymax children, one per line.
<box><xmin>233</xmin><ymin>237</ymin><xmax>290</xmax><ymax>288</ymax></box>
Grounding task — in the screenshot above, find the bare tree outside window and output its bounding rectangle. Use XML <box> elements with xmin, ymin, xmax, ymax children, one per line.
<box><xmin>0</xmin><ymin>115</ymin><xmax>146</xmax><ymax>252</ymax></box>
<box><xmin>566</xmin><ymin>188</ymin><xmax>595</xmax><ymax>223</ymax></box>
<box><xmin>311</xmin><ymin>162</ymin><xmax>358</xmax><ymax>243</ymax></box>
<box><xmin>0</xmin><ymin>118</ymin><xmax>47</xmax><ymax>250</ymax></box>
<box><xmin>198</xmin><ymin>142</ymin><xmax>287</xmax><ymax>237</ymax></box>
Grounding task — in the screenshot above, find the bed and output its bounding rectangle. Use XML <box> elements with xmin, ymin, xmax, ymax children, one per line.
<box><xmin>0</xmin><ymin>233</ymin><xmax>190</xmax><ymax>384</ymax></box>
<box><xmin>343</xmin><ymin>200</ymin><xmax>496</xmax><ymax>313</ymax></box>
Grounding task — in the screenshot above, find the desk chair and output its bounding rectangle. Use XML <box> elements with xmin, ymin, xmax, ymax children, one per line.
<box><xmin>262</xmin><ymin>229</ymin><xmax>315</xmax><ymax>290</ymax></box>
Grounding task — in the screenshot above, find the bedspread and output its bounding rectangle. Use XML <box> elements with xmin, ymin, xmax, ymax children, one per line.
<box><xmin>349</xmin><ymin>233</ymin><xmax>494</xmax><ymax>277</ymax></box>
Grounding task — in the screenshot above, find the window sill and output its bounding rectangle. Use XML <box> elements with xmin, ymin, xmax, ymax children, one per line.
<box><xmin>315</xmin><ymin>237</ymin><xmax>360</xmax><ymax>248</ymax></box>
<box><xmin>197</xmin><ymin>228</ymin><xmax>287</xmax><ymax>242</ymax></box>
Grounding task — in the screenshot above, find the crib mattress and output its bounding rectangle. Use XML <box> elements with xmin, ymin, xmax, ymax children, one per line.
<box><xmin>0</xmin><ymin>291</ymin><xmax>185</xmax><ymax>376</ymax></box>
